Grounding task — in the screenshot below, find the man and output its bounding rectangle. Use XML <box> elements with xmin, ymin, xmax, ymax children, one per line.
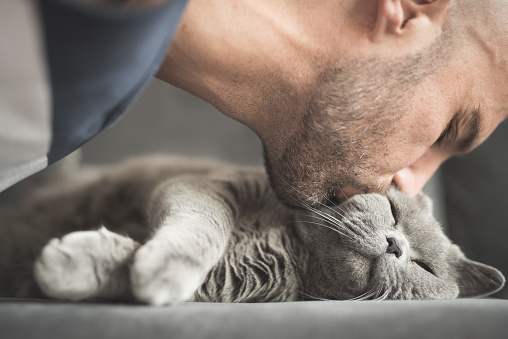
<box><xmin>1</xmin><ymin>0</ymin><xmax>507</xmax><ymax>206</ymax></box>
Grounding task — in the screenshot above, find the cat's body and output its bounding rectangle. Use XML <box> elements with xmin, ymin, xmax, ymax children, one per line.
<box><xmin>0</xmin><ymin>156</ymin><xmax>504</xmax><ymax>304</ymax></box>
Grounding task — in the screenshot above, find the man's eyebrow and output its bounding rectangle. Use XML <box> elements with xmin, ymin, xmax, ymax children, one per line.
<box><xmin>457</xmin><ymin>106</ymin><xmax>482</xmax><ymax>153</ymax></box>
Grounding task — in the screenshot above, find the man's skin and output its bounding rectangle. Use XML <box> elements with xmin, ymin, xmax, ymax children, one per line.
<box><xmin>121</xmin><ymin>0</ymin><xmax>508</xmax><ymax>205</ymax></box>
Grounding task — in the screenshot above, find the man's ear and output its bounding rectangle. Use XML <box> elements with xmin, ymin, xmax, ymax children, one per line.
<box><xmin>369</xmin><ymin>0</ymin><xmax>451</xmax><ymax>43</ymax></box>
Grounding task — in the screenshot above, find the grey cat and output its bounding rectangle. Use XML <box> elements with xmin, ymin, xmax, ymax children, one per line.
<box><xmin>0</xmin><ymin>156</ymin><xmax>504</xmax><ymax>304</ymax></box>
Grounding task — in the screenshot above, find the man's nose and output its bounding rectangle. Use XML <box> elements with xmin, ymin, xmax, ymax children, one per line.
<box><xmin>392</xmin><ymin>149</ymin><xmax>449</xmax><ymax>197</ymax></box>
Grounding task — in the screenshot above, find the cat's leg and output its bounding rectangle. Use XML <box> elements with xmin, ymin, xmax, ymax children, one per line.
<box><xmin>130</xmin><ymin>175</ymin><xmax>243</xmax><ymax>305</ymax></box>
<box><xmin>34</xmin><ymin>227</ymin><xmax>140</xmax><ymax>301</ymax></box>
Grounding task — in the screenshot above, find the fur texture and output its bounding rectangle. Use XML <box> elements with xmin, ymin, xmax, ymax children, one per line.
<box><xmin>0</xmin><ymin>156</ymin><xmax>504</xmax><ymax>304</ymax></box>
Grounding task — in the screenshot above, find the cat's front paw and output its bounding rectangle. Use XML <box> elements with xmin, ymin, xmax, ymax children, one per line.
<box><xmin>130</xmin><ymin>240</ymin><xmax>205</xmax><ymax>305</ymax></box>
<box><xmin>34</xmin><ymin>227</ymin><xmax>138</xmax><ymax>300</ymax></box>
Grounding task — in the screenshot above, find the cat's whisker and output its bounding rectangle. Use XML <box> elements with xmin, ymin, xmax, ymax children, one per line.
<box><xmin>319</xmin><ymin>194</ymin><xmax>354</xmax><ymax>223</ymax></box>
<box><xmin>298</xmin><ymin>206</ymin><xmax>363</xmax><ymax>241</ymax></box>
<box><xmin>348</xmin><ymin>290</ymin><xmax>374</xmax><ymax>301</ymax></box>
<box><xmin>372</xmin><ymin>289</ymin><xmax>390</xmax><ymax>301</ymax></box>
<box><xmin>348</xmin><ymin>285</ymin><xmax>389</xmax><ymax>302</ymax></box>
<box><xmin>350</xmin><ymin>288</ymin><xmax>386</xmax><ymax>301</ymax></box>
<box><xmin>294</xmin><ymin>221</ymin><xmax>353</xmax><ymax>240</ymax></box>
<box><xmin>295</xmin><ymin>213</ymin><xmax>348</xmax><ymax>231</ymax></box>
<box><xmin>296</xmin><ymin>289</ymin><xmax>331</xmax><ymax>302</ymax></box>
<box><xmin>365</xmin><ymin>290</ymin><xmax>381</xmax><ymax>300</ymax></box>
<box><xmin>299</xmin><ymin>196</ymin><xmax>386</xmax><ymax>247</ymax></box>
<box><xmin>313</xmin><ymin>200</ymin><xmax>354</xmax><ymax>227</ymax></box>
<box><xmin>292</xmin><ymin>211</ymin><xmax>357</xmax><ymax>240</ymax></box>
<box><xmin>282</xmin><ymin>184</ymin><xmax>356</xmax><ymax>232</ymax></box>
<box><xmin>296</xmin><ymin>199</ymin><xmax>364</xmax><ymax>239</ymax></box>
<box><xmin>279</xmin><ymin>179</ymin><xmax>352</xmax><ymax>222</ymax></box>
<box><xmin>279</xmin><ymin>179</ymin><xmax>349</xmax><ymax>221</ymax></box>
<box><xmin>314</xmin><ymin>201</ymin><xmax>349</xmax><ymax>221</ymax></box>
<box><xmin>298</xmin><ymin>203</ymin><xmax>349</xmax><ymax>232</ymax></box>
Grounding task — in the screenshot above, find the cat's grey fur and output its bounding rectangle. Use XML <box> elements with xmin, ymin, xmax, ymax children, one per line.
<box><xmin>0</xmin><ymin>156</ymin><xmax>504</xmax><ymax>304</ymax></box>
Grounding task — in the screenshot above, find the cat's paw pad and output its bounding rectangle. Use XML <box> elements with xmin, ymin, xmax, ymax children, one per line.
<box><xmin>130</xmin><ymin>241</ymin><xmax>204</xmax><ymax>305</ymax></box>
<box><xmin>34</xmin><ymin>227</ymin><xmax>137</xmax><ymax>300</ymax></box>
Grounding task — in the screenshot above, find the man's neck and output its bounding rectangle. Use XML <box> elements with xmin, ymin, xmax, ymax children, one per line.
<box><xmin>157</xmin><ymin>0</ymin><xmax>355</xmax><ymax>118</ymax></box>
<box><xmin>158</xmin><ymin>2</ymin><xmax>305</xmax><ymax>112</ymax></box>
<box><xmin>156</xmin><ymin>0</ymin><xmax>340</xmax><ymax>157</ymax></box>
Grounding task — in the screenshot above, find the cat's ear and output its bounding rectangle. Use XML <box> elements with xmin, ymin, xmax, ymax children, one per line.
<box><xmin>456</xmin><ymin>258</ymin><xmax>505</xmax><ymax>298</ymax></box>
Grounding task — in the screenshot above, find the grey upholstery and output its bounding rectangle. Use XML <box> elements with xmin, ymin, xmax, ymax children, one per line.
<box><xmin>2</xmin><ymin>300</ymin><xmax>508</xmax><ymax>339</ymax></box>
<box><xmin>1</xmin><ymin>80</ymin><xmax>506</xmax><ymax>338</ymax></box>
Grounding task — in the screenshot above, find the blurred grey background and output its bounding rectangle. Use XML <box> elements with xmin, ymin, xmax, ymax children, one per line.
<box><xmin>442</xmin><ymin>123</ymin><xmax>508</xmax><ymax>299</ymax></box>
<box><xmin>81</xmin><ymin>80</ymin><xmax>264</xmax><ymax>166</ymax></box>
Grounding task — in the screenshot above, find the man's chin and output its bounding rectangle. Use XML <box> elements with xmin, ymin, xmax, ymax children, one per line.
<box><xmin>262</xmin><ymin>144</ymin><xmax>385</xmax><ymax>207</ymax></box>
<box><xmin>264</xmin><ymin>163</ymin><xmax>389</xmax><ymax>208</ymax></box>
<box><xmin>264</xmin><ymin>167</ymin><xmax>337</xmax><ymax>208</ymax></box>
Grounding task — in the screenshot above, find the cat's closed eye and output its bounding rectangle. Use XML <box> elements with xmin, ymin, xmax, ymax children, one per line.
<box><xmin>413</xmin><ymin>260</ymin><xmax>435</xmax><ymax>276</ymax></box>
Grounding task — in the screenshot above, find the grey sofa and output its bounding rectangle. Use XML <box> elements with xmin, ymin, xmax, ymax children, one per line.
<box><xmin>2</xmin><ymin>300</ymin><xmax>508</xmax><ymax>339</ymax></box>
<box><xmin>1</xmin><ymin>81</ymin><xmax>507</xmax><ymax>338</ymax></box>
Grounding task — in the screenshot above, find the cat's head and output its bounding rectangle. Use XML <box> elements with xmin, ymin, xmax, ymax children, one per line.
<box><xmin>298</xmin><ymin>188</ymin><xmax>505</xmax><ymax>300</ymax></box>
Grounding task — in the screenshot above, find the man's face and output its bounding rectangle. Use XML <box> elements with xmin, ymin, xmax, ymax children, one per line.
<box><xmin>264</xmin><ymin>40</ymin><xmax>508</xmax><ymax>207</ymax></box>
